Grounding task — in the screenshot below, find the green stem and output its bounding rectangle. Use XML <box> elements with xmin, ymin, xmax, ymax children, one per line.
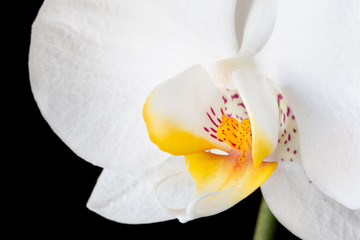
<box><xmin>253</xmin><ymin>198</ymin><xmax>278</xmax><ymax>240</ymax></box>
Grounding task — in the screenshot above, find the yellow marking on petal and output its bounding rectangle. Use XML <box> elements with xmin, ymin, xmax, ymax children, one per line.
<box><xmin>253</xmin><ymin>130</ymin><xmax>273</xmax><ymax>168</ymax></box>
<box><xmin>143</xmin><ymin>91</ymin><xmax>216</xmax><ymax>155</ymax></box>
<box><xmin>249</xmin><ymin>111</ymin><xmax>273</xmax><ymax>168</ymax></box>
<box><xmin>185</xmin><ymin>150</ymin><xmax>277</xmax><ymax>214</ymax></box>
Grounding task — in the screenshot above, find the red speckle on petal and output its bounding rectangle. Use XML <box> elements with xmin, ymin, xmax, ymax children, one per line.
<box><xmin>207</xmin><ymin>112</ymin><xmax>219</xmax><ymax>128</ymax></box>
<box><xmin>222</xmin><ymin>96</ymin><xmax>228</xmax><ymax>104</ymax></box>
<box><xmin>293</xmin><ymin>128</ymin><xmax>297</xmax><ymax>133</ymax></box>
<box><xmin>210</xmin><ymin>134</ymin><xmax>218</xmax><ymax>139</ymax></box>
<box><xmin>238</xmin><ymin>103</ymin><xmax>246</xmax><ymax>108</ymax></box>
<box><xmin>288</xmin><ymin>134</ymin><xmax>291</xmax><ymax>141</ymax></box>
<box><xmin>231</xmin><ymin>93</ymin><xmax>239</xmax><ymax>100</ymax></box>
<box><xmin>287</xmin><ymin>106</ymin><xmax>290</xmax><ymax>117</ymax></box>
<box><xmin>203</xmin><ymin>127</ymin><xmax>209</xmax><ymax>132</ymax></box>
<box><xmin>229</xmin><ymin>140</ymin><xmax>237</xmax><ymax>147</ymax></box>
<box><xmin>293</xmin><ymin>150</ymin><xmax>297</xmax><ymax>154</ymax></box>
<box><xmin>277</xmin><ymin>94</ymin><xmax>283</xmax><ymax>100</ymax></box>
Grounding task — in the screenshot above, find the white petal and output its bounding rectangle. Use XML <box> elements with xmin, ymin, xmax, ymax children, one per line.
<box><xmin>87</xmin><ymin>156</ymin><xmax>195</xmax><ymax>224</ymax></box>
<box><xmin>29</xmin><ymin>0</ymin><xmax>239</xmax><ymax>173</ymax></box>
<box><xmin>256</xmin><ymin>0</ymin><xmax>360</xmax><ymax>208</ymax></box>
<box><xmin>261</xmin><ymin>144</ymin><xmax>360</xmax><ymax>239</ymax></box>
<box><xmin>232</xmin><ymin>70</ymin><xmax>279</xmax><ymax>167</ymax></box>
<box><xmin>262</xmin><ymin>161</ymin><xmax>360</xmax><ymax>239</ymax></box>
<box><xmin>239</xmin><ymin>0</ymin><xmax>278</xmax><ymax>56</ymax></box>
<box><xmin>261</xmin><ymin>93</ymin><xmax>360</xmax><ymax>239</ymax></box>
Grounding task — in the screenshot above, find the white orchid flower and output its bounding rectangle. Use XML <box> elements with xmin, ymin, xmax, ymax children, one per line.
<box><xmin>29</xmin><ymin>0</ymin><xmax>360</xmax><ymax>239</ymax></box>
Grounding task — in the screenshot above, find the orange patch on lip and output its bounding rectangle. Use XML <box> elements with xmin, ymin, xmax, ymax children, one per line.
<box><xmin>216</xmin><ymin>115</ymin><xmax>252</xmax><ymax>151</ymax></box>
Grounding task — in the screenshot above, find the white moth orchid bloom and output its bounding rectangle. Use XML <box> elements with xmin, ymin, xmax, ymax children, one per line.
<box><xmin>29</xmin><ymin>0</ymin><xmax>360</xmax><ymax>239</ymax></box>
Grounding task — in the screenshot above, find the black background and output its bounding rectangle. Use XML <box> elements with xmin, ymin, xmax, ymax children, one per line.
<box><xmin>12</xmin><ymin>1</ymin><xmax>299</xmax><ymax>239</ymax></box>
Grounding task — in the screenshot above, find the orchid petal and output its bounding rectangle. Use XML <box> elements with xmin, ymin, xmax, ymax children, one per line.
<box><xmin>239</xmin><ymin>0</ymin><xmax>278</xmax><ymax>56</ymax></box>
<box><xmin>260</xmin><ymin>93</ymin><xmax>360</xmax><ymax>239</ymax></box>
<box><xmin>260</xmin><ymin>78</ymin><xmax>360</xmax><ymax>239</ymax></box>
<box><xmin>143</xmin><ymin>64</ymin><xmax>231</xmax><ymax>155</ymax></box>
<box><xmin>256</xmin><ymin>0</ymin><xmax>360</xmax><ymax>208</ymax></box>
<box><xmin>262</xmin><ymin>159</ymin><xmax>360</xmax><ymax>239</ymax></box>
<box><xmin>87</xmin><ymin>156</ymin><xmax>195</xmax><ymax>224</ymax></box>
<box><xmin>29</xmin><ymin>0</ymin><xmax>239</xmax><ymax>173</ymax></box>
<box><xmin>232</xmin><ymin>70</ymin><xmax>279</xmax><ymax>167</ymax></box>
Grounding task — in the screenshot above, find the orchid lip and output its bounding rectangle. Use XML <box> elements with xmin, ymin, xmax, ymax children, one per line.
<box><xmin>142</xmin><ymin>63</ymin><xmax>278</xmax><ymax>222</ymax></box>
<box><xmin>153</xmin><ymin>170</ymin><xmax>237</xmax><ymax>223</ymax></box>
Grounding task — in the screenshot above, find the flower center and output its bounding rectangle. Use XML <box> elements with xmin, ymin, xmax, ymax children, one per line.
<box><xmin>217</xmin><ymin>115</ymin><xmax>252</xmax><ymax>150</ymax></box>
